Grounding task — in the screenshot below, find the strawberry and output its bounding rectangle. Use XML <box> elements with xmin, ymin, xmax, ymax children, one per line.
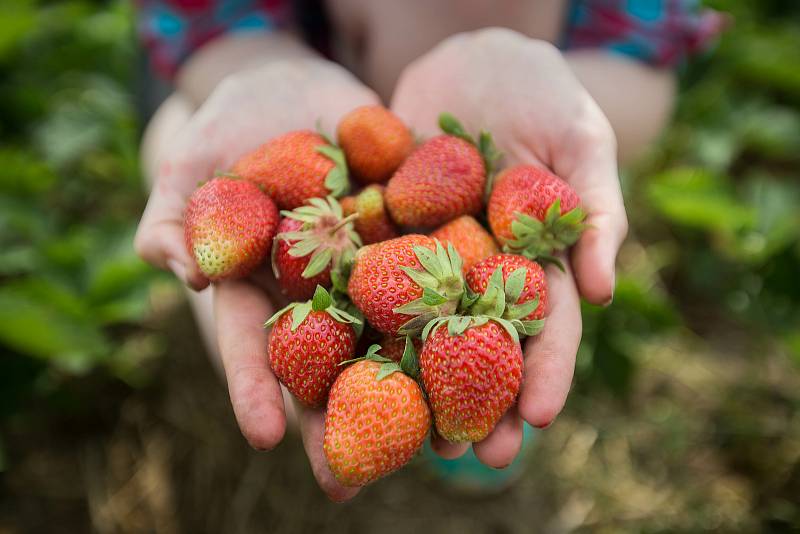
<box><xmin>347</xmin><ymin>235</ymin><xmax>466</xmax><ymax>336</ymax></box>
<box><xmin>378</xmin><ymin>335</ymin><xmax>422</xmax><ymax>363</ymax></box>
<box><xmin>231</xmin><ymin>130</ymin><xmax>349</xmax><ymax>210</ymax></box>
<box><xmin>385</xmin><ymin>114</ymin><xmax>498</xmax><ymax>228</ymax></box>
<box><xmin>272</xmin><ymin>197</ymin><xmax>361</xmax><ymax>301</ymax></box>
<box><xmin>337</xmin><ymin>105</ymin><xmax>414</xmax><ymax>184</ymax></box>
<box><xmin>487</xmin><ymin>165</ymin><xmax>587</xmax><ymax>261</ymax></box>
<box><xmin>430</xmin><ymin>215</ymin><xmax>499</xmax><ymax>274</ymax></box>
<box><xmin>419</xmin><ymin>316</ymin><xmax>523</xmax><ymax>443</ymax></box>
<box><xmin>265</xmin><ymin>286</ymin><xmax>360</xmax><ymax>408</ymax></box>
<box><xmin>184</xmin><ymin>177</ymin><xmax>278</xmax><ymax>281</ymax></box>
<box><xmin>340</xmin><ymin>184</ymin><xmax>399</xmax><ymax>245</ymax></box>
<box><xmin>324</xmin><ymin>344</ymin><xmax>430</xmax><ymax>486</ymax></box>
<box><xmin>466</xmin><ymin>254</ymin><xmax>547</xmax><ymax>322</ymax></box>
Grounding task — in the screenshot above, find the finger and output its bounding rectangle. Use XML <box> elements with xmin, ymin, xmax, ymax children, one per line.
<box><xmin>296</xmin><ymin>404</ymin><xmax>360</xmax><ymax>502</ymax></box>
<box><xmin>430</xmin><ymin>433</ymin><xmax>469</xmax><ymax>460</ymax></box>
<box><xmin>472</xmin><ymin>407</ymin><xmax>523</xmax><ymax>469</ymax></box>
<box><xmin>134</xmin><ymin>177</ymin><xmax>209</xmax><ymax>290</ymax></box>
<box><xmin>553</xmin><ymin>117</ymin><xmax>628</xmax><ymax>305</ymax></box>
<box><xmin>214</xmin><ymin>279</ymin><xmax>286</xmax><ymax>451</ymax></box>
<box><xmin>518</xmin><ymin>262</ymin><xmax>582</xmax><ymax>428</ymax></box>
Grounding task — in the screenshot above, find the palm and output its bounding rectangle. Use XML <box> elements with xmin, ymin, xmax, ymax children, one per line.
<box><xmin>391</xmin><ymin>29</ymin><xmax>627</xmax><ymax>464</ymax></box>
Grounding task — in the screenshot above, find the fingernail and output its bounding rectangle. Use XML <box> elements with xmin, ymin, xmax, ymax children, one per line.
<box><xmin>166</xmin><ymin>258</ymin><xmax>188</xmax><ymax>285</ymax></box>
<box><xmin>602</xmin><ymin>270</ymin><xmax>616</xmax><ymax>307</ymax></box>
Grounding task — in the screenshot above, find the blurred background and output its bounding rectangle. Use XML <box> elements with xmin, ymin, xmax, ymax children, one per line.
<box><xmin>1</xmin><ymin>0</ymin><xmax>798</xmax><ymax>532</ymax></box>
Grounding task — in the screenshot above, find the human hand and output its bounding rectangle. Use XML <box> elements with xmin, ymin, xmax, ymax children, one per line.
<box><xmin>134</xmin><ymin>57</ymin><xmax>379</xmax><ymax>501</ymax></box>
<box><xmin>391</xmin><ymin>28</ymin><xmax>628</xmax><ymax>463</ymax></box>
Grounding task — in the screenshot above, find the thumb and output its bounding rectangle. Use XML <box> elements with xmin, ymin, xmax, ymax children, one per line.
<box><xmin>134</xmin><ymin>178</ymin><xmax>209</xmax><ymax>290</ymax></box>
<box><xmin>551</xmin><ymin>116</ymin><xmax>627</xmax><ymax>305</ymax></box>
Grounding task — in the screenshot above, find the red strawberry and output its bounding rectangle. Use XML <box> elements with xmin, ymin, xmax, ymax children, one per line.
<box><xmin>184</xmin><ymin>177</ymin><xmax>278</xmax><ymax>281</ymax></box>
<box><xmin>272</xmin><ymin>197</ymin><xmax>361</xmax><ymax>301</ymax></box>
<box><xmin>232</xmin><ymin>130</ymin><xmax>349</xmax><ymax>210</ymax></box>
<box><xmin>488</xmin><ymin>165</ymin><xmax>586</xmax><ymax>260</ymax></box>
<box><xmin>430</xmin><ymin>215</ymin><xmax>499</xmax><ymax>274</ymax></box>
<box><xmin>265</xmin><ymin>286</ymin><xmax>360</xmax><ymax>408</ymax></box>
<box><xmin>420</xmin><ymin>317</ymin><xmax>523</xmax><ymax>443</ymax></box>
<box><xmin>337</xmin><ymin>105</ymin><xmax>414</xmax><ymax>184</ymax></box>
<box><xmin>347</xmin><ymin>235</ymin><xmax>466</xmax><ymax>336</ymax></box>
<box><xmin>324</xmin><ymin>345</ymin><xmax>430</xmax><ymax>486</ymax></box>
<box><xmin>340</xmin><ymin>185</ymin><xmax>399</xmax><ymax>245</ymax></box>
<box><xmin>385</xmin><ymin>114</ymin><xmax>497</xmax><ymax>228</ymax></box>
<box><xmin>378</xmin><ymin>335</ymin><xmax>422</xmax><ymax>363</ymax></box>
<box><xmin>466</xmin><ymin>254</ymin><xmax>547</xmax><ymax>321</ymax></box>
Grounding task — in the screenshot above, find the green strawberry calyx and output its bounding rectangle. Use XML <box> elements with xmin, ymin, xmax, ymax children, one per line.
<box><xmin>393</xmin><ymin>239</ymin><xmax>467</xmax><ymax>336</ymax></box>
<box><xmin>505</xmin><ymin>198</ymin><xmax>588</xmax><ymax>268</ymax></box>
<box><xmin>338</xmin><ymin>339</ymin><xmax>420</xmax><ymax>381</ymax></box>
<box><xmin>422</xmin><ymin>313</ymin><xmax>526</xmax><ymax>346</ymax></box>
<box><xmin>264</xmin><ymin>285</ymin><xmax>362</xmax><ymax>332</ymax></box>
<box><xmin>438</xmin><ymin>112</ymin><xmax>502</xmax><ymax>201</ymax></box>
<box><xmin>464</xmin><ymin>265</ymin><xmax>545</xmax><ymax>338</ymax></box>
<box><xmin>316</xmin><ymin>143</ymin><xmax>350</xmax><ymax>198</ymax></box>
<box><xmin>272</xmin><ymin>196</ymin><xmax>363</xmax><ymax>283</ymax></box>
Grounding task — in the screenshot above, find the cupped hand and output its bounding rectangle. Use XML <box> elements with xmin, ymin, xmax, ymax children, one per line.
<box><xmin>392</xmin><ymin>28</ymin><xmax>628</xmax><ymax>464</ymax></box>
<box><xmin>134</xmin><ymin>57</ymin><xmax>379</xmax><ymax>501</ymax></box>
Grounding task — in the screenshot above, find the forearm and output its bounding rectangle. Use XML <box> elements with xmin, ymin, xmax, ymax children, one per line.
<box><xmin>565</xmin><ymin>50</ymin><xmax>676</xmax><ymax>165</ymax></box>
<box><xmin>175</xmin><ymin>31</ymin><xmax>321</xmax><ymax>108</ymax></box>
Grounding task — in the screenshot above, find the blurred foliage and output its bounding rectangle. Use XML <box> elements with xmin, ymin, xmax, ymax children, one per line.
<box><xmin>578</xmin><ymin>0</ymin><xmax>800</xmax><ymax>398</ymax></box>
<box><xmin>0</xmin><ymin>0</ymin><xmax>166</xmax><ymax>431</ymax></box>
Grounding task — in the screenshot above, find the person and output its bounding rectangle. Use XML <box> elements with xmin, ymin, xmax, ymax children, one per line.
<box><xmin>133</xmin><ymin>0</ymin><xmax>722</xmax><ymax>502</ymax></box>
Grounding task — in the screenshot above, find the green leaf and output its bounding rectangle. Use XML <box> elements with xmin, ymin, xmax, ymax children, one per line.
<box><xmin>0</xmin><ymin>282</ymin><xmax>109</xmax><ymax>373</ymax></box>
<box><xmin>311</xmin><ymin>285</ymin><xmax>332</xmax><ymax>311</ymax></box>
<box><xmin>290</xmin><ymin>302</ymin><xmax>312</xmax><ymax>331</ymax></box>
<box><xmin>325</xmin><ymin>306</ymin><xmax>361</xmax><ymax>325</ymax></box>
<box><xmin>447</xmin><ymin>316</ymin><xmax>472</xmax><ymax>336</ymax></box>
<box><xmin>438</xmin><ymin>112</ymin><xmax>473</xmax><ymax>143</ymax></box>
<box><xmin>447</xmin><ymin>242</ymin><xmax>463</xmax><ymax>277</ymax></box>
<box><xmin>646</xmin><ymin>168</ymin><xmax>755</xmax><ymax>233</ymax></box>
<box><xmin>376</xmin><ymin>362</ymin><xmax>402</xmax><ymax>381</ymax></box>
<box><xmin>399</xmin><ymin>266</ymin><xmax>439</xmax><ymax>289</ymax></box>
<box><xmin>422</xmin><ymin>317</ymin><xmax>447</xmax><ymax>340</ymax></box>
<box><xmin>478</xmin><ymin>130</ymin><xmax>501</xmax><ymax>201</ymax></box>
<box><xmin>302</xmin><ymin>247</ymin><xmax>332</xmax><ymax>278</ymax></box>
<box><xmin>264</xmin><ymin>302</ymin><xmax>296</xmax><ymax>327</ymax></box>
<box><xmin>504</xmin><ymin>267</ymin><xmax>527</xmax><ymax>304</ymax></box>
<box><xmin>398</xmin><ymin>313</ymin><xmax>437</xmax><ymax>337</ymax></box>
<box><xmin>318</xmin><ymin>145</ymin><xmax>350</xmax><ymax>197</ymax></box>
<box><xmin>413</xmin><ymin>246</ymin><xmax>443</xmax><ymax>279</ymax></box>
<box><xmin>399</xmin><ymin>336</ymin><xmax>420</xmax><ymax>378</ymax></box>
<box><xmin>544</xmin><ymin>198</ymin><xmax>561</xmax><ymax>225</ymax></box>
<box><xmin>365</xmin><ymin>344</ymin><xmax>382</xmax><ymax>360</ymax></box>
<box><xmin>459</xmin><ymin>289</ymin><xmax>480</xmax><ymax>311</ymax></box>
<box><xmin>493</xmin><ymin>318</ymin><xmax>520</xmax><ymax>345</ymax></box>
<box><xmin>422</xmin><ymin>287</ymin><xmax>448</xmax><ymax>306</ymax></box>
<box><xmin>289</xmin><ymin>236</ymin><xmax>323</xmax><ymax>258</ymax></box>
<box><xmin>505</xmin><ymin>295</ymin><xmax>540</xmax><ymax>321</ymax></box>
<box><xmin>330</xmin><ymin>268</ymin><xmax>348</xmax><ymax>293</ymax></box>
<box><xmin>514</xmin><ymin>318</ymin><xmax>545</xmax><ymax>337</ymax></box>
<box><xmin>393</xmin><ymin>297</ymin><xmax>434</xmax><ymax>316</ymax></box>
<box><xmin>434</xmin><ymin>240</ymin><xmax>453</xmax><ymax>278</ymax></box>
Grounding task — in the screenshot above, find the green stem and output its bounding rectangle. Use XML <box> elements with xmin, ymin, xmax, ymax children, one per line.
<box><xmin>328</xmin><ymin>212</ymin><xmax>359</xmax><ymax>235</ymax></box>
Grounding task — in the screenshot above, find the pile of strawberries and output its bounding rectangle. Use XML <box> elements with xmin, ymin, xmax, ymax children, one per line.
<box><xmin>183</xmin><ymin>106</ymin><xmax>587</xmax><ymax>487</ymax></box>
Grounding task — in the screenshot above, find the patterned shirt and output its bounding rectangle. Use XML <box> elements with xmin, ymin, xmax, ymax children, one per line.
<box><xmin>135</xmin><ymin>0</ymin><xmax>724</xmax><ymax>80</ymax></box>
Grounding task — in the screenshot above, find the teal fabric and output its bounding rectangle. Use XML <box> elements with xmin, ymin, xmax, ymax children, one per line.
<box><xmin>421</xmin><ymin>423</ymin><xmax>537</xmax><ymax>493</ymax></box>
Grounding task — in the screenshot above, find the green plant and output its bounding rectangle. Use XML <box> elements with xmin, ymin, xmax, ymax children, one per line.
<box><xmin>0</xmin><ymin>0</ymin><xmax>167</xmax><ymax>427</ymax></box>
